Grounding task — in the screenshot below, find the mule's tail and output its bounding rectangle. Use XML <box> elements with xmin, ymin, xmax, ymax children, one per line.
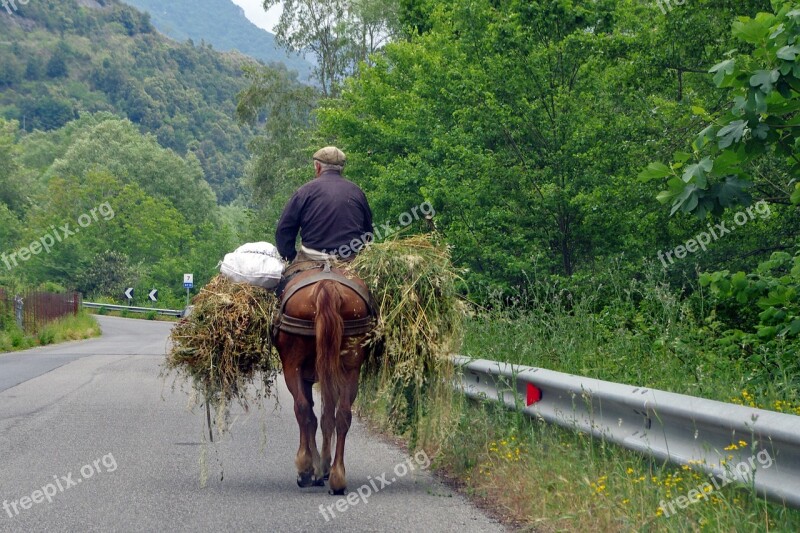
<box><xmin>313</xmin><ymin>280</ymin><xmax>345</xmax><ymax>403</ymax></box>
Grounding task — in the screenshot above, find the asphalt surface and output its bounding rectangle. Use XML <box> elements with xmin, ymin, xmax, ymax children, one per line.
<box><xmin>0</xmin><ymin>316</ymin><xmax>505</xmax><ymax>533</ymax></box>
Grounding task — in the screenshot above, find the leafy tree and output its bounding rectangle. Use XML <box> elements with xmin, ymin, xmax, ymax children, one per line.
<box><xmin>642</xmin><ymin>1</ymin><xmax>800</xmax><ymax>217</ymax></box>
<box><xmin>263</xmin><ymin>0</ymin><xmax>397</xmax><ymax>96</ymax></box>
<box><xmin>18</xmin><ymin>94</ymin><xmax>76</xmax><ymax>131</ymax></box>
<box><xmin>237</xmin><ymin>64</ymin><xmax>318</xmax><ymax>202</ymax></box>
<box><xmin>318</xmin><ymin>0</ymin><xmax>662</xmax><ymax>282</ymax></box>
<box><xmin>0</xmin><ymin>120</ymin><xmax>24</xmax><ymax>213</ymax></box>
<box><xmin>0</xmin><ymin>55</ymin><xmax>23</xmax><ymax>87</ymax></box>
<box><xmin>25</xmin><ymin>56</ymin><xmax>45</xmax><ymax>81</ymax></box>
<box><xmin>76</xmin><ymin>250</ymin><xmax>138</xmax><ymax>298</ymax></box>
<box><xmin>46</xmin><ymin>48</ymin><xmax>69</xmax><ymax>78</ymax></box>
<box><xmin>0</xmin><ymin>204</ymin><xmax>20</xmax><ymax>253</ymax></box>
<box><xmin>236</xmin><ymin>64</ymin><xmax>322</xmax><ymax>242</ymax></box>
<box><xmin>46</xmin><ymin>118</ymin><xmax>218</xmax><ymax>226</ymax></box>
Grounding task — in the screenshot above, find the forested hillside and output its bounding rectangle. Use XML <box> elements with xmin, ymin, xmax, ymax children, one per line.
<box><xmin>0</xmin><ymin>113</ymin><xmax>236</xmax><ymax>306</ymax></box>
<box><xmin>0</xmin><ymin>0</ymin><xmax>263</xmax><ymax>203</ymax></box>
<box><xmin>0</xmin><ymin>0</ymin><xmax>305</xmax><ymax>304</ymax></box>
<box><xmin>120</xmin><ymin>0</ymin><xmax>313</xmax><ymax>81</ymax></box>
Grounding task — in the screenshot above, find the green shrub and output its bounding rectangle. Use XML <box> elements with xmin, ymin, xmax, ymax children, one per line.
<box><xmin>10</xmin><ymin>329</ymin><xmax>24</xmax><ymax>348</ymax></box>
<box><xmin>38</xmin><ymin>329</ymin><xmax>55</xmax><ymax>345</ymax></box>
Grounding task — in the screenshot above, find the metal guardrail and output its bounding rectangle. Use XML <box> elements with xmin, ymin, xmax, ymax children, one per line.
<box><xmin>453</xmin><ymin>356</ymin><xmax>800</xmax><ymax>508</ymax></box>
<box><xmin>82</xmin><ymin>302</ymin><xmax>185</xmax><ymax>318</ymax></box>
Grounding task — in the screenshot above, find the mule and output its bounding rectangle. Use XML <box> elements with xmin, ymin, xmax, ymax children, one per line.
<box><xmin>273</xmin><ymin>264</ymin><xmax>375</xmax><ymax>495</ymax></box>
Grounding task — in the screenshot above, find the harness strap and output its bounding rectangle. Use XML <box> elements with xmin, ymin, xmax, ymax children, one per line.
<box><xmin>278</xmin><ymin>314</ymin><xmax>375</xmax><ymax>337</ymax></box>
<box><xmin>275</xmin><ymin>267</ymin><xmax>377</xmax><ymax>337</ymax></box>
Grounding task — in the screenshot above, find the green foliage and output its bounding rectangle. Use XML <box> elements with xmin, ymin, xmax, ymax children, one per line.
<box><xmin>316</xmin><ymin>0</ymin><xmax>746</xmax><ymax>286</ymax></box>
<box><xmin>38</xmin><ymin>328</ymin><xmax>55</xmax><ymax>346</ymax></box>
<box><xmin>236</xmin><ymin>64</ymin><xmax>319</xmax><ymax>229</ymax></box>
<box><xmin>643</xmin><ymin>1</ymin><xmax>800</xmax><ymax>217</ymax></box>
<box><xmin>0</xmin><ymin>308</ymin><xmax>99</xmax><ymax>352</ymax></box>
<box><xmin>46</xmin><ymin>118</ymin><xmax>217</xmax><ymax>225</ymax></box>
<box><xmin>264</xmin><ymin>0</ymin><xmax>398</xmax><ymax>96</ymax></box>
<box><xmin>701</xmin><ymin>250</ymin><xmax>800</xmax><ymax>344</ymax></box>
<box><xmin>45</xmin><ymin>44</ymin><xmax>69</xmax><ymax>78</ymax></box>
<box><xmin>0</xmin><ymin>113</ymin><xmax>235</xmax><ymax>303</ymax></box>
<box><xmin>76</xmin><ymin>251</ymin><xmax>137</xmax><ymax>299</ymax></box>
<box><xmin>0</xmin><ymin>0</ymin><xmax>263</xmax><ymax>204</ymax></box>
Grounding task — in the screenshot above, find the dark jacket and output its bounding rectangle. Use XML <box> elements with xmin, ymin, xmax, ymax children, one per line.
<box><xmin>276</xmin><ymin>170</ymin><xmax>373</xmax><ymax>261</ymax></box>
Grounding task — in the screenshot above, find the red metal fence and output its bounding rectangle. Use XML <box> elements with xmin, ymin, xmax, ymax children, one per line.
<box><xmin>0</xmin><ymin>288</ymin><xmax>81</xmax><ymax>333</ymax></box>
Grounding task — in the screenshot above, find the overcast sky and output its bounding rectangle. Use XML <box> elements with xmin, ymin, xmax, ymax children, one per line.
<box><xmin>230</xmin><ymin>0</ymin><xmax>282</xmax><ymax>33</ymax></box>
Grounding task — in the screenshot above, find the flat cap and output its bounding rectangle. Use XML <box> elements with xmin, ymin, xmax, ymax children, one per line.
<box><xmin>313</xmin><ymin>146</ymin><xmax>346</xmax><ymax>166</ymax></box>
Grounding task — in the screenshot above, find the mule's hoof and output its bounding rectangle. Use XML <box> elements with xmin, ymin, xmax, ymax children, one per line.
<box><xmin>313</xmin><ymin>477</ymin><xmax>326</xmax><ymax>487</ymax></box>
<box><xmin>323</xmin><ymin>472</ymin><xmax>330</xmax><ymax>481</ymax></box>
<box><xmin>329</xmin><ymin>488</ymin><xmax>346</xmax><ymax>496</ymax></box>
<box><xmin>297</xmin><ymin>473</ymin><xmax>315</xmax><ymax>488</ymax></box>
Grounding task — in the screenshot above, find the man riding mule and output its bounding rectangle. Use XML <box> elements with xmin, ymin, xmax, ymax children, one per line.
<box><xmin>272</xmin><ymin>146</ymin><xmax>377</xmax><ymax>495</ymax></box>
<box><xmin>276</xmin><ymin>146</ymin><xmax>373</xmax><ymax>268</ymax></box>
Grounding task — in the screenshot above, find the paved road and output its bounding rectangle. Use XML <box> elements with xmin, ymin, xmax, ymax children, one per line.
<box><xmin>0</xmin><ymin>316</ymin><xmax>505</xmax><ymax>532</ymax></box>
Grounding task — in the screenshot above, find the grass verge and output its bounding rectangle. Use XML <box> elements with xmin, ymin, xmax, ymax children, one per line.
<box><xmin>358</xmin><ymin>376</ymin><xmax>800</xmax><ymax>532</ymax></box>
<box><xmin>0</xmin><ymin>311</ymin><xmax>101</xmax><ymax>353</ymax></box>
<box><xmin>359</xmin><ymin>276</ymin><xmax>800</xmax><ymax>531</ymax></box>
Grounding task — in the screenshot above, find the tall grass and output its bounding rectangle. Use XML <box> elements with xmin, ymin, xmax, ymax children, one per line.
<box><xmin>434</xmin><ymin>395</ymin><xmax>800</xmax><ymax>532</ymax></box>
<box><xmin>0</xmin><ymin>311</ymin><xmax>100</xmax><ymax>353</ymax></box>
<box><xmin>463</xmin><ymin>269</ymin><xmax>799</xmax><ymax>411</ymax></box>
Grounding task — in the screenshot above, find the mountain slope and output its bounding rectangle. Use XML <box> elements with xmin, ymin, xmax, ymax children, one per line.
<box><xmin>120</xmin><ymin>0</ymin><xmax>312</xmax><ymax>81</ymax></box>
<box><xmin>0</xmin><ymin>0</ymin><xmax>266</xmax><ymax>203</ymax></box>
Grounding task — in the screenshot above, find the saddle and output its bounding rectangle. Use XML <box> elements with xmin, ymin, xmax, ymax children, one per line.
<box><xmin>273</xmin><ymin>261</ymin><xmax>377</xmax><ymax>337</ymax></box>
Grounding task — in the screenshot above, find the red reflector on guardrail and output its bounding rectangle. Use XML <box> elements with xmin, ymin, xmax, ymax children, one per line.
<box><xmin>526</xmin><ymin>383</ymin><xmax>542</xmax><ymax>406</ymax></box>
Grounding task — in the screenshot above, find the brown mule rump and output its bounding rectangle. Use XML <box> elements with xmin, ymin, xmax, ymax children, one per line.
<box><xmin>274</xmin><ymin>262</ymin><xmax>377</xmax><ymax>337</ymax></box>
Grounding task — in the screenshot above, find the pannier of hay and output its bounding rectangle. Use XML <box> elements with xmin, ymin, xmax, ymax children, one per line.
<box><xmin>164</xmin><ymin>234</ymin><xmax>463</xmax><ymax>433</ymax></box>
<box><xmin>351</xmin><ymin>235</ymin><xmax>462</xmax><ymax>388</ymax></box>
<box><xmin>164</xmin><ymin>275</ymin><xmax>281</xmax><ymax>427</ymax></box>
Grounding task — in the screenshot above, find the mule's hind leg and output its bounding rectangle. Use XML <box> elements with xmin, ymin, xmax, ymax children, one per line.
<box><xmin>302</xmin><ymin>379</ymin><xmax>325</xmax><ymax>486</ymax></box>
<box><xmin>282</xmin><ymin>359</ymin><xmax>317</xmax><ymax>488</ymax></box>
<box><xmin>328</xmin><ymin>364</ymin><xmax>362</xmax><ymax>495</ymax></box>
<box><xmin>320</xmin><ymin>386</ymin><xmax>335</xmax><ymax>482</ymax></box>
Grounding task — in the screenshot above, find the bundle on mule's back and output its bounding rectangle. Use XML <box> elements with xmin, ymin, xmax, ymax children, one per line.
<box><xmin>163</xmin><ymin>234</ymin><xmax>463</xmax><ymax>439</ymax></box>
<box><xmin>164</xmin><ymin>275</ymin><xmax>280</xmax><ymax>415</ymax></box>
<box><xmin>350</xmin><ymin>234</ymin><xmax>463</xmax><ymax>387</ymax></box>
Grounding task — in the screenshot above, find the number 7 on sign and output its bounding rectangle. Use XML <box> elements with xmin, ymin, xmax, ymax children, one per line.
<box><xmin>183</xmin><ymin>274</ymin><xmax>194</xmax><ymax>308</ymax></box>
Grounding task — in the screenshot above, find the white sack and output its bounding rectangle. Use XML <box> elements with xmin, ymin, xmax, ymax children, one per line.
<box><xmin>220</xmin><ymin>242</ymin><xmax>285</xmax><ymax>289</ymax></box>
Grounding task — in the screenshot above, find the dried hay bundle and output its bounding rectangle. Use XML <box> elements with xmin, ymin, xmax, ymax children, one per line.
<box><xmin>164</xmin><ymin>275</ymin><xmax>280</xmax><ymax>415</ymax></box>
<box><xmin>164</xmin><ymin>234</ymin><xmax>463</xmax><ymax>442</ymax></box>
<box><xmin>350</xmin><ymin>234</ymin><xmax>463</xmax><ymax>390</ymax></box>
